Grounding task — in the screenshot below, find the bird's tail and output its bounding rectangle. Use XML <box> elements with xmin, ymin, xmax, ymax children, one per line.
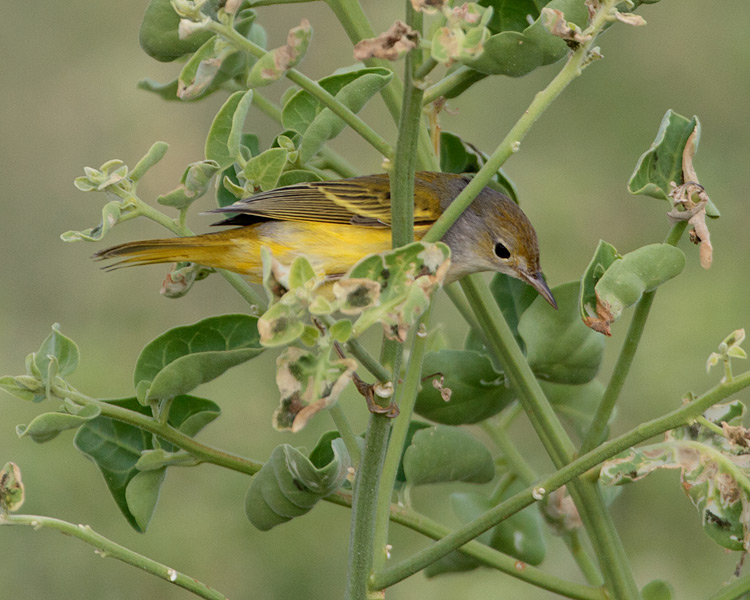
<box><xmin>93</xmin><ymin>230</ymin><xmax>251</xmax><ymax>272</ymax></box>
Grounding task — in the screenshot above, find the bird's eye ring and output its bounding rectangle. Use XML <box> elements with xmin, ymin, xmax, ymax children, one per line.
<box><xmin>494</xmin><ymin>241</ymin><xmax>511</xmax><ymax>260</ymax></box>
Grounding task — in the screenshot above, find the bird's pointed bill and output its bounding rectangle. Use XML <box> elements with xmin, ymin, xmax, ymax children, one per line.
<box><xmin>524</xmin><ymin>272</ymin><xmax>557</xmax><ymax>309</ymax></box>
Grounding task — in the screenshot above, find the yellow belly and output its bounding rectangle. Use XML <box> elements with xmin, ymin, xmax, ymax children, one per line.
<box><xmin>221</xmin><ymin>221</ymin><xmax>430</xmax><ymax>281</ymax></box>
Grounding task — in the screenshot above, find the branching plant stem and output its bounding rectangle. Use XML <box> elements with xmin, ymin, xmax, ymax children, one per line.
<box><xmin>0</xmin><ymin>514</ymin><xmax>227</xmax><ymax>600</ymax></box>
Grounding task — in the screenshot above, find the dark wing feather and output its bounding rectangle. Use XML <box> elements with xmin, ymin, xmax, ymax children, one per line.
<box><xmin>208</xmin><ymin>172</ymin><xmax>466</xmax><ymax>227</ymax></box>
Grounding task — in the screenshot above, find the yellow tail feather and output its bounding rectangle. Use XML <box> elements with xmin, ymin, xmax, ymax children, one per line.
<box><xmin>93</xmin><ymin>230</ymin><xmax>256</xmax><ymax>272</ymax></box>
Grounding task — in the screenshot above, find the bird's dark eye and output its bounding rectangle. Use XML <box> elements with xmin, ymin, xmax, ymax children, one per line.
<box><xmin>494</xmin><ymin>242</ymin><xmax>511</xmax><ymax>259</ymax></box>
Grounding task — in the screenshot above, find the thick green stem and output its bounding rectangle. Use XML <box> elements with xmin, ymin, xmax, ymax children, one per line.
<box><xmin>370</xmin><ymin>369</ymin><xmax>750</xmax><ymax>589</ymax></box>
<box><xmin>389</xmin><ymin>38</ymin><xmax>424</xmax><ymax>248</ymax></box>
<box><xmin>461</xmin><ymin>275</ymin><xmax>576</xmax><ymax>462</ymax></box>
<box><xmin>0</xmin><ymin>514</ymin><xmax>227</xmax><ymax>600</ymax></box>
<box><xmin>345</xmin><ymin>337</ymin><xmax>392</xmax><ymax>383</ymax></box>
<box><xmin>207</xmin><ymin>21</ymin><xmax>394</xmax><ymax>160</ymax></box>
<box><xmin>460</xmin><ymin>274</ymin><xmax>640</xmax><ymax>599</ymax></box>
<box><xmin>372</xmin><ymin>306</ymin><xmax>433</xmax><ymax>573</ymax></box>
<box><xmin>345</xmin><ymin>413</ymin><xmax>392</xmax><ymax>599</ymax></box>
<box><xmin>580</xmin><ymin>221</ymin><xmax>688</xmax><ymax>453</ymax></box>
<box><xmin>346</xmin><ymin>16</ymin><xmax>427</xmax><ymax>594</ymax></box>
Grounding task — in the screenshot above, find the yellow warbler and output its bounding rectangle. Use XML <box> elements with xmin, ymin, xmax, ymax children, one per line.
<box><xmin>95</xmin><ymin>171</ymin><xmax>556</xmax><ymax>307</ymax></box>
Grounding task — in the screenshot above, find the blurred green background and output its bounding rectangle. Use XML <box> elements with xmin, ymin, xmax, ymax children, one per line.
<box><xmin>2</xmin><ymin>1</ymin><xmax>749</xmax><ymax>598</ymax></box>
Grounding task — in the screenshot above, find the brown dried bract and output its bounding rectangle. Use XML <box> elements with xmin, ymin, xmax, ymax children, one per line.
<box><xmin>582</xmin><ymin>296</ymin><xmax>614</xmax><ymax>336</ymax></box>
<box><xmin>614</xmin><ymin>11</ymin><xmax>647</xmax><ymax>27</ymax></box>
<box><xmin>722</xmin><ymin>422</ymin><xmax>750</xmax><ymax>449</ymax></box>
<box><xmin>353</xmin><ymin>21</ymin><xmax>419</xmax><ymax>62</ymax></box>
<box><xmin>410</xmin><ymin>0</ymin><xmax>446</xmax><ymax>14</ymax></box>
<box><xmin>541</xmin><ymin>8</ymin><xmax>592</xmax><ymax>43</ymax></box>
<box><xmin>667</xmin><ymin>127</ymin><xmax>713</xmax><ymax>269</ymax></box>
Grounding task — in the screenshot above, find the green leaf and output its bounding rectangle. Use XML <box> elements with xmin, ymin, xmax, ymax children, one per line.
<box><xmin>403</xmin><ymin>425</ymin><xmax>495</xmax><ymax>485</ymax></box>
<box><xmin>468</xmin><ymin>0</ymin><xmax>589</xmax><ymax>77</ymax></box>
<box><xmin>242</xmin><ymin>147</ymin><xmax>288</xmax><ymax>192</ymax></box>
<box><xmin>426</xmin><ymin>483</ymin><xmax>546</xmax><ymax>577</ymax></box>
<box><xmin>329</xmin><ymin>320</ymin><xmax>352</xmax><ymax>343</ymax></box>
<box><xmin>177</xmin><ymin>36</ymin><xmax>236</xmax><ymax>100</ymax></box>
<box><xmin>579</xmin><ymin>240</ymin><xmax>619</xmax><ymax>322</ymax></box>
<box><xmin>244</xmin><ymin>438</ymin><xmax>350</xmax><ymax>530</ymax></box>
<box><xmin>139</xmin><ymin>18</ymin><xmax>261</xmax><ymax>102</ymax></box>
<box><xmin>157</xmin><ymin>160</ymin><xmax>220</xmax><ymax>209</ymax></box>
<box><xmin>415</xmin><ymin>350</ymin><xmax>514</xmax><ymax>424</ymax></box>
<box><xmin>137</xmin><ymin>77</ymin><xmax>180</xmax><ymax>100</ymax></box>
<box><xmin>257</xmin><ymin>302</ymin><xmax>306</xmax><ymax>347</ymax></box>
<box><xmin>0</xmin><ymin>376</ymin><xmax>41</xmax><ymax>402</ymax></box>
<box><xmin>287</xmin><ymin>255</ymin><xmax>316</xmax><ymax>290</ymax></box>
<box><xmin>130</xmin><ymin>141</ymin><xmax>169</xmax><ymax>182</ymax></box>
<box><xmin>125</xmin><ymin>468</ymin><xmax>167</xmax><ymax>532</ymax></box>
<box><xmin>277</xmin><ymin>169</ymin><xmax>323</xmax><ymax>187</ymax></box>
<box><xmin>582</xmin><ymin>244</ymin><xmax>686</xmax><ymax>336</ymax></box>
<box><xmin>133</xmin><ymin>314</ymin><xmax>263</xmax><ymax>401</ymax></box>
<box><xmin>489</xmin><ymin>272</ymin><xmax>538</xmax><ymax>350</ymax></box>
<box><xmin>216</xmin><ymin>164</ymin><xmax>245</xmax><ymax>207</ymax></box>
<box><xmin>138</xmin><ymin>0</ymin><xmax>218</xmax><ymax>62</ymax></box>
<box><xmin>519</xmin><ymin>281</ymin><xmax>604</xmax><ymax>384</ymax></box>
<box><xmin>246</xmin><ymin>19</ymin><xmax>312</xmax><ymax>88</ymax></box>
<box><xmin>74</xmin><ymin>395</ymin><xmax>219</xmax><ymax>532</ymax></box>
<box><xmin>628</xmin><ymin>109</ymin><xmax>698</xmax><ymax>201</ymax></box>
<box><xmin>489</xmin><ymin>481</ymin><xmax>546</xmax><ymax>566</ymax></box>
<box><xmin>16</xmin><ymin>404</ymin><xmax>101</xmax><ymax>444</ymax></box>
<box><xmin>205</xmin><ymin>89</ymin><xmax>254</xmax><ymax>169</ymax></box>
<box><xmin>641</xmin><ymin>580</ymin><xmax>675</xmax><ymax>600</ymax></box>
<box><xmin>281</xmin><ymin>68</ymin><xmax>393</xmax><ymax>163</ymax></box>
<box><xmin>395</xmin><ymin>421</ymin><xmax>432</xmax><ymax>486</ymax></box>
<box><xmin>33</xmin><ymin>324</ymin><xmax>80</xmax><ymax>384</ymax></box>
<box><xmin>0</xmin><ymin>462</ymin><xmax>25</xmax><ymax>512</ymax></box>
<box><xmin>335</xmin><ymin>242</ymin><xmax>451</xmax><ymax>342</ymax></box>
<box><xmin>135</xmin><ymin>449</ymin><xmax>199</xmax><ymax>470</ymax></box>
<box><xmin>60</xmin><ymin>200</ymin><xmax>124</xmax><ymax>243</ymax></box>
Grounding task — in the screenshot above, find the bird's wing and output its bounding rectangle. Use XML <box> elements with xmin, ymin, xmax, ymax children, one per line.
<box><xmin>208</xmin><ymin>173</ymin><xmax>447</xmax><ymax>227</ymax></box>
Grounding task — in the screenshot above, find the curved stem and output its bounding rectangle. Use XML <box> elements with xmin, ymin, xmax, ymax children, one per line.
<box><xmin>369</xmin><ymin>368</ymin><xmax>750</xmax><ymax>589</ymax></box>
<box><xmin>0</xmin><ymin>514</ymin><xmax>226</xmax><ymax>600</ymax></box>
<box><xmin>326</xmin><ymin>493</ymin><xmax>605</xmax><ymax>600</ymax></box>
<box><xmin>208</xmin><ymin>21</ymin><xmax>394</xmax><ymax>161</ymax></box>
<box><xmin>55</xmin><ymin>384</ymin><xmax>263</xmax><ymax>476</ymax></box>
